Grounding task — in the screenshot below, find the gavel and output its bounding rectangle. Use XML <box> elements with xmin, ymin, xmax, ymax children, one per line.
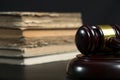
<box><xmin>75</xmin><ymin>25</ymin><xmax>120</xmax><ymax>55</ymax></box>
<box><xmin>66</xmin><ymin>25</ymin><xmax>120</xmax><ymax>80</ymax></box>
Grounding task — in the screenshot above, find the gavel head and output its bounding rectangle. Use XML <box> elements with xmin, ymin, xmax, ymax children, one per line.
<box><xmin>75</xmin><ymin>25</ymin><xmax>120</xmax><ymax>55</ymax></box>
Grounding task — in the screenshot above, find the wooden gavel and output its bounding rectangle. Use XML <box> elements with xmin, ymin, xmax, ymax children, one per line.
<box><xmin>75</xmin><ymin>25</ymin><xmax>120</xmax><ymax>55</ymax></box>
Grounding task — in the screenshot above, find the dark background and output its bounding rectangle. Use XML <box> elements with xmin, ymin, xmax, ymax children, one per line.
<box><xmin>0</xmin><ymin>1</ymin><xmax>119</xmax><ymax>80</ymax></box>
<box><xmin>0</xmin><ymin>0</ymin><xmax>120</xmax><ymax>24</ymax></box>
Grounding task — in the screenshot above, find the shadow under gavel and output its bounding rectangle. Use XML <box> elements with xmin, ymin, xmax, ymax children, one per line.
<box><xmin>66</xmin><ymin>25</ymin><xmax>120</xmax><ymax>80</ymax></box>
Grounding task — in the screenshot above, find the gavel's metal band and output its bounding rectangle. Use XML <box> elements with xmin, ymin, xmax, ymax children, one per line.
<box><xmin>99</xmin><ymin>25</ymin><xmax>116</xmax><ymax>49</ymax></box>
<box><xmin>99</xmin><ymin>25</ymin><xmax>116</xmax><ymax>40</ymax></box>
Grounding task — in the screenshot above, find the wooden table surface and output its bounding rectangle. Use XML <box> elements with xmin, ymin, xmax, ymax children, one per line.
<box><xmin>0</xmin><ymin>60</ymin><xmax>69</xmax><ymax>80</ymax></box>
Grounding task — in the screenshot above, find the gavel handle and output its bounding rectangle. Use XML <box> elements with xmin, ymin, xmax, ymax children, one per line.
<box><xmin>108</xmin><ymin>38</ymin><xmax>120</xmax><ymax>51</ymax></box>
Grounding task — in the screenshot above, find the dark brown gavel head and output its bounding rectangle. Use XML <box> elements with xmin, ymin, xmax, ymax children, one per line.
<box><xmin>75</xmin><ymin>25</ymin><xmax>120</xmax><ymax>55</ymax></box>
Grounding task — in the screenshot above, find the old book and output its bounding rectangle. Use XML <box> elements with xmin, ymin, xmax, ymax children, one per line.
<box><xmin>0</xmin><ymin>12</ymin><xmax>82</xmax><ymax>29</ymax></box>
<box><xmin>0</xmin><ymin>29</ymin><xmax>76</xmax><ymax>48</ymax></box>
<box><xmin>0</xmin><ymin>51</ymin><xmax>79</xmax><ymax>65</ymax></box>
<box><xmin>0</xmin><ymin>28</ymin><xmax>76</xmax><ymax>39</ymax></box>
<box><xmin>0</xmin><ymin>44</ymin><xmax>76</xmax><ymax>57</ymax></box>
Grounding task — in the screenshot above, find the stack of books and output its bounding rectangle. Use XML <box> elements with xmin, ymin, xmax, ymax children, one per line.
<box><xmin>0</xmin><ymin>12</ymin><xmax>82</xmax><ymax>65</ymax></box>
